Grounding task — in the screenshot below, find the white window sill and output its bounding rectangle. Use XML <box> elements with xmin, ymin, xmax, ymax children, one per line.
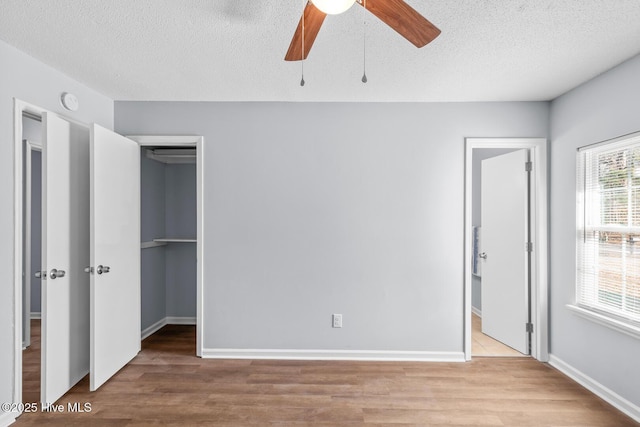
<box><xmin>566</xmin><ymin>304</ymin><xmax>640</xmax><ymax>340</ymax></box>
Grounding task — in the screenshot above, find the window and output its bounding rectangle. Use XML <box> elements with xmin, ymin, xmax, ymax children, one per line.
<box><xmin>576</xmin><ymin>134</ymin><xmax>640</xmax><ymax>328</ymax></box>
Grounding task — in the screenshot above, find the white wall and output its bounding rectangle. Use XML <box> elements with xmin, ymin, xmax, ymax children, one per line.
<box><xmin>550</xmin><ymin>54</ymin><xmax>640</xmax><ymax>410</ymax></box>
<box><xmin>0</xmin><ymin>38</ymin><xmax>112</xmax><ymax>415</ymax></box>
<box><xmin>115</xmin><ymin>101</ymin><xmax>548</xmax><ymax>356</ymax></box>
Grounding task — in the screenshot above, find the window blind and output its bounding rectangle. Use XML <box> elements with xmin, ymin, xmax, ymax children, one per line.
<box><xmin>577</xmin><ymin>134</ymin><xmax>640</xmax><ymax>325</ymax></box>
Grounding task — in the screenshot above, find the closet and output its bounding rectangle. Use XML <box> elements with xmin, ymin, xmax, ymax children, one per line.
<box><xmin>140</xmin><ymin>146</ymin><xmax>198</xmax><ymax>337</ymax></box>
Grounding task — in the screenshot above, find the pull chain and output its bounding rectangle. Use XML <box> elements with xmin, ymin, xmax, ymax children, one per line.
<box><xmin>300</xmin><ymin>1</ymin><xmax>306</xmax><ymax>86</ymax></box>
<box><xmin>361</xmin><ymin>0</ymin><xmax>367</xmax><ymax>83</ymax></box>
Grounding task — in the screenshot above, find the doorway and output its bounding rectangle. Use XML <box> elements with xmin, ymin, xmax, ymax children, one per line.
<box><xmin>22</xmin><ymin>114</ymin><xmax>43</xmax><ymax>403</ymax></box>
<box><xmin>471</xmin><ymin>148</ymin><xmax>528</xmax><ymax>357</ymax></box>
<box><xmin>464</xmin><ymin>138</ymin><xmax>549</xmax><ymax>362</ymax></box>
<box><xmin>127</xmin><ymin>135</ymin><xmax>204</xmax><ymax>357</ymax></box>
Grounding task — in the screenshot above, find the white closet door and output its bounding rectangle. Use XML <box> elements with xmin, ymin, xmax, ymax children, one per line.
<box><xmin>41</xmin><ymin>112</ymin><xmax>90</xmax><ymax>407</ymax></box>
<box><xmin>90</xmin><ymin>124</ymin><xmax>141</xmax><ymax>391</ymax></box>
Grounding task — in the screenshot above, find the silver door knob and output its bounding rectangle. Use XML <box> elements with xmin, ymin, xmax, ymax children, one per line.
<box><xmin>96</xmin><ymin>265</ymin><xmax>111</xmax><ymax>275</ymax></box>
<box><xmin>84</xmin><ymin>266</ymin><xmax>94</xmax><ymax>274</ymax></box>
<box><xmin>479</xmin><ymin>252</ymin><xmax>487</xmax><ymax>259</ymax></box>
<box><xmin>34</xmin><ymin>271</ymin><xmax>43</xmax><ymax>279</ymax></box>
<box><xmin>49</xmin><ymin>269</ymin><xmax>66</xmax><ymax>279</ymax></box>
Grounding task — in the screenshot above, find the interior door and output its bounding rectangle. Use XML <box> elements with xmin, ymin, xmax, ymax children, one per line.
<box><xmin>40</xmin><ymin>112</ymin><xmax>90</xmax><ymax>407</ymax></box>
<box><xmin>90</xmin><ymin>124</ymin><xmax>141</xmax><ymax>391</ymax></box>
<box><xmin>480</xmin><ymin>149</ymin><xmax>530</xmax><ymax>354</ymax></box>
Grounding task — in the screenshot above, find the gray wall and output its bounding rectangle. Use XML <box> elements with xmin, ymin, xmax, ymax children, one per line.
<box><xmin>165</xmin><ymin>243</ymin><xmax>197</xmax><ymax>318</ymax></box>
<box><xmin>471</xmin><ymin>148</ymin><xmax>519</xmax><ymax>313</ymax></box>
<box><xmin>116</xmin><ymin>101</ymin><xmax>548</xmax><ymax>352</ymax></box>
<box><xmin>550</xmin><ymin>54</ymin><xmax>640</xmax><ymax>407</ymax></box>
<box><xmin>165</xmin><ymin>164</ymin><xmax>196</xmax><ymax>238</ymax></box>
<box><xmin>165</xmin><ymin>164</ymin><xmax>197</xmax><ymax>317</ymax></box>
<box><xmin>141</xmin><ymin>154</ymin><xmax>167</xmax><ymax>330</ymax></box>
<box><xmin>0</xmin><ymin>38</ymin><xmax>113</xmax><ymax>408</ymax></box>
<box><xmin>30</xmin><ymin>150</ymin><xmax>42</xmax><ymax>314</ymax></box>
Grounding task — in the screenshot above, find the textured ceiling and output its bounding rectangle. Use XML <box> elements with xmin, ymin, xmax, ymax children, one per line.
<box><xmin>1</xmin><ymin>0</ymin><xmax>640</xmax><ymax>102</ymax></box>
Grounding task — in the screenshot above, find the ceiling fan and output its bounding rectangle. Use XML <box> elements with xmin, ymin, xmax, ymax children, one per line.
<box><xmin>284</xmin><ymin>0</ymin><xmax>441</xmax><ymax>61</ymax></box>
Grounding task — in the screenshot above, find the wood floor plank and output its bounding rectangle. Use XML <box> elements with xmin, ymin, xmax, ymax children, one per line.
<box><xmin>15</xmin><ymin>322</ymin><xmax>639</xmax><ymax>426</ymax></box>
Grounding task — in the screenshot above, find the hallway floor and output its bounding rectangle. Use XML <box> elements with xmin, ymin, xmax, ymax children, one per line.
<box><xmin>471</xmin><ymin>313</ymin><xmax>527</xmax><ymax>357</ymax></box>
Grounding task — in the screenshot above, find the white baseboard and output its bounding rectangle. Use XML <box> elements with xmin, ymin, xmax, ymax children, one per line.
<box><xmin>471</xmin><ymin>307</ymin><xmax>482</xmax><ymax>317</ymax></box>
<box><xmin>30</xmin><ymin>312</ymin><xmax>41</xmax><ymax>320</ymax></box>
<box><xmin>141</xmin><ymin>317</ymin><xmax>167</xmax><ymax>340</ymax></box>
<box><xmin>141</xmin><ymin>316</ymin><xmax>197</xmax><ymax>340</ymax></box>
<box><xmin>549</xmin><ymin>354</ymin><xmax>640</xmax><ymax>423</ymax></box>
<box><xmin>202</xmin><ymin>348</ymin><xmax>465</xmax><ymax>362</ymax></box>
<box><xmin>0</xmin><ymin>411</ymin><xmax>17</xmax><ymax>427</ymax></box>
<box><xmin>166</xmin><ymin>316</ymin><xmax>196</xmax><ymax>325</ymax></box>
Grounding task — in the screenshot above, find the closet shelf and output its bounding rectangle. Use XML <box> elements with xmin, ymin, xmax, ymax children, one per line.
<box><xmin>141</xmin><ymin>238</ymin><xmax>197</xmax><ymax>249</ymax></box>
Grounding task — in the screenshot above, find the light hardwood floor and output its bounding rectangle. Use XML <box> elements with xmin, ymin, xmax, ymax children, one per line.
<box><xmin>16</xmin><ymin>321</ymin><xmax>639</xmax><ymax>426</ymax></box>
<box><xmin>471</xmin><ymin>313</ymin><xmax>526</xmax><ymax>357</ymax></box>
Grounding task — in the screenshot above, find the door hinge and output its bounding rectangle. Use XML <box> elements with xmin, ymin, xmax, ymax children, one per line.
<box><xmin>526</xmin><ymin>323</ymin><xmax>533</xmax><ymax>333</ymax></box>
<box><xmin>525</xmin><ymin>161</ymin><xmax>532</xmax><ymax>172</ymax></box>
<box><xmin>526</xmin><ymin>242</ymin><xmax>533</xmax><ymax>252</ymax></box>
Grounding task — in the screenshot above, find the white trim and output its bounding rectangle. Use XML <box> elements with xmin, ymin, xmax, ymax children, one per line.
<box><xmin>201</xmin><ymin>348</ymin><xmax>465</xmax><ymax>362</ymax></box>
<box><xmin>471</xmin><ymin>307</ymin><xmax>482</xmax><ymax>317</ymax></box>
<box><xmin>127</xmin><ymin>135</ymin><xmax>202</xmax><ymax>146</ymax></box>
<box><xmin>141</xmin><ymin>316</ymin><xmax>197</xmax><ymax>340</ymax></box>
<box><xmin>128</xmin><ymin>135</ymin><xmax>204</xmax><ymax>358</ymax></box>
<box><xmin>577</xmin><ymin>129</ymin><xmax>640</xmax><ymax>153</ymax></box>
<box><xmin>30</xmin><ymin>312</ymin><xmax>41</xmax><ymax>320</ymax></box>
<box><xmin>0</xmin><ymin>411</ymin><xmax>17</xmax><ymax>427</ymax></box>
<box><xmin>141</xmin><ymin>318</ymin><xmax>167</xmax><ymax>340</ymax></box>
<box><xmin>566</xmin><ymin>304</ymin><xmax>640</xmax><ymax>340</ymax></box>
<box><xmin>464</xmin><ymin>138</ymin><xmax>549</xmax><ymax>362</ymax></box>
<box><xmin>549</xmin><ymin>354</ymin><xmax>640</xmax><ymax>423</ymax></box>
<box><xmin>13</xmin><ymin>100</ymin><xmax>29</xmax><ymax>413</ymax></box>
<box><xmin>166</xmin><ymin>316</ymin><xmax>197</xmax><ymax>325</ymax></box>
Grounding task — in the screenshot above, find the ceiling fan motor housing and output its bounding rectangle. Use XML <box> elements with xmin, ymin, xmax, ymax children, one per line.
<box><xmin>311</xmin><ymin>0</ymin><xmax>356</xmax><ymax>15</ymax></box>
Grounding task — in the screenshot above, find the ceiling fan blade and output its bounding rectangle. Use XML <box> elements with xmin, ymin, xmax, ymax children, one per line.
<box><xmin>360</xmin><ymin>0</ymin><xmax>441</xmax><ymax>48</ymax></box>
<box><xmin>285</xmin><ymin>2</ymin><xmax>327</xmax><ymax>61</ymax></box>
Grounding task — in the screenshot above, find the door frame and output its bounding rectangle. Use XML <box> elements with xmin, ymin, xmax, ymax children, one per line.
<box><xmin>127</xmin><ymin>135</ymin><xmax>205</xmax><ymax>357</ymax></box>
<box><xmin>464</xmin><ymin>138</ymin><xmax>548</xmax><ymax>361</ymax></box>
<box><xmin>14</xmin><ymin>99</ymin><xmax>49</xmax><ymax>408</ymax></box>
<box><xmin>13</xmin><ymin>99</ymin><xmax>90</xmax><ymax>409</ymax></box>
<box><xmin>23</xmin><ymin>138</ymin><xmax>42</xmax><ymax>350</ymax></box>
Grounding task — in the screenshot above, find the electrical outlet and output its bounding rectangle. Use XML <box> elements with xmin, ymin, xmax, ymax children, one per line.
<box><xmin>332</xmin><ymin>314</ymin><xmax>343</xmax><ymax>328</ymax></box>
